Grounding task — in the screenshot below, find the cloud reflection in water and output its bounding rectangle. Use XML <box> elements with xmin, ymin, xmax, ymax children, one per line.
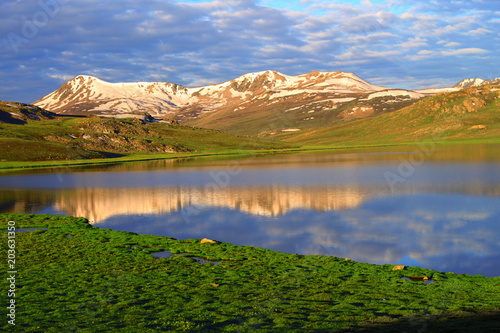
<box><xmin>1</xmin><ymin>147</ymin><xmax>500</xmax><ymax>277</ymax></box>
<box><xmin>94</xmin><ymin>192</ymin><xmax>500</xmax><ymax>277</ymax></box>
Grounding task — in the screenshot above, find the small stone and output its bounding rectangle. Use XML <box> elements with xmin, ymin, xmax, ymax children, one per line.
<box><xmin>392</xmin><ymin>265</ymin><xmax>406</xmax><ymax>271</ymax></box>
<box><xmin>210</xmin><ymin>283</ymin><xmax>219</xmax><ymax>287</ymax></box>
<box><xmin>201</xmin><ymin>238</ymin><xmax>216</xmax><ymax>244</ymax></box>
<box><xmin>468</xmin><ymin>125</ymin><xmax>487</xmax><ymax>130</ymax></box>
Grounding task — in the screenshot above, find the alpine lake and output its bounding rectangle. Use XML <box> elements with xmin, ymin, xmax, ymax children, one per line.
<box><xmin>1</xmin><ymin>143</ymin><xmax>500</xmax><ymax>277</ymax></box>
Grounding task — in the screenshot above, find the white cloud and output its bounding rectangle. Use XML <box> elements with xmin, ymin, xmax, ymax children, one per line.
<box><xmin>467</xmin><ymin>27</ymin><xmax>493</xmax><ymax>35</ymax></box>
<box><xmin>365</xmin><ymin>50</ymin><xmax>402</xmax><ymax>58</ymax></box>
<box><xmin>398</xmin><ymin>37</ymin><xmax>428</xmax><ymax>49</ymax></box>
<box><xmin>406</xmin><ymin>50</ymin><xmax>437</xmax><ymax>61</ymax></box>
<box><xmin>47</xmin><ymin>73</ymin><xmax>74</xmax><ymax>81</ymax></box>
<box><xmin>345</xmin><ymin>32</ymin><xmax>397</xmax><ymax>44</ymax></box>
<box><xmin>437</xmin><ymin>40</ymin><xmax>462</xmax><ymax>47</ymax></box>
<box><xmin>441</xmin><ymin>48</ymin><xmax>489</xmax><ymax>56</ymax></box>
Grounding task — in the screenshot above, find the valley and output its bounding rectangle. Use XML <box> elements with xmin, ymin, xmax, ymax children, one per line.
<box><xmin>2</xmin><ymin>71</ymin><xmax>499</xmax><ymax>167</ymax></box>
<box><xmin>2</xmin><ymin>71</ymin><xmax>500</xmax><ymax>332</ymax></box>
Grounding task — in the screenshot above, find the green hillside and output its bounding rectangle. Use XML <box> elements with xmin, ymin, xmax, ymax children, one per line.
<box><xmin>278</xmin><ymin>85</ymin><xmax>500</xmax><ymax>146</ymax></box>
<box><xmin>0</xmin><ymin>101</ymin><xmax>291</xmax><ymax>163</ymax></box>
<box><xmin>186</xmin><ymin>91</ymin><xmax>421</xmax><ymax>136</ymax></box>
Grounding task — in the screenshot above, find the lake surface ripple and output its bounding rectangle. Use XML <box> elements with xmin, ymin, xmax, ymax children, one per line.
<box><xmin>1</xmin><ymin>144</ymin><xmax>499</xmax><ymax>276</ymax></box>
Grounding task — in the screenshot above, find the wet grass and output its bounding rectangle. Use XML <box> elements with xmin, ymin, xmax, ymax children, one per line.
<box><xmin>1</xmin><ymin>213</ymin><xmax>499</xmax><ymax>332</ymax></box>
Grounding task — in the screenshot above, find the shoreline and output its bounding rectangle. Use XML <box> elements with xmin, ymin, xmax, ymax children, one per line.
<box><xmin>2</xmin><ymin>139</ymin><xmax>498</xmax><ymax>172</ymax></box>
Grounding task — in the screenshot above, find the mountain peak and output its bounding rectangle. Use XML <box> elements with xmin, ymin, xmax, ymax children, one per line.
<box><xmin>73</xmin><ymin>74</ymin><xmax>96</xmax><ymax>80</ymax></box>
<box><xmin>34</xmin><ymin>70</ymin><xmax>407</xmax><ymax>119</ymax></box>
<box><xmin>234</xmin><ymin>70</ymin><xmax>286</xmax><ymax>82</ymax></box>
<box><xmin>70</xmin><ymin>75</ymin><xmax>106</xmax><ymax>84</ymax></box>
<box><xmin>454</xmin><ymin>77</ymin><xmax>500</xmax><ymax>88</ymax></box>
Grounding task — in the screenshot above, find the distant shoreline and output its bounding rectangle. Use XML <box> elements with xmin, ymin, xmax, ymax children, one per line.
<box><xmin>3</xmin><ymin>140</ymin><xmax>499</xmax><ymax>172</ymax></box>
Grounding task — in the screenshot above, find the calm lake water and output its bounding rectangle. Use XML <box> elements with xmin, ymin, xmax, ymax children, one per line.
<box><xmin>1</xmin><ymin>144</ymin><xmax>500</xmax><ymax>277</ymax></box>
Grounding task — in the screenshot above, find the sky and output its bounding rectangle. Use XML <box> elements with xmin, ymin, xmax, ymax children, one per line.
<box><xmin>1</xmin><ymin>0</ymin><xmax>499</xmax><ymax>103</ymax></box>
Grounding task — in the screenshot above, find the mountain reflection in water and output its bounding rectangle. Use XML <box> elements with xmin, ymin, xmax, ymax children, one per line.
<box><xmin>1</xmin><ymin>145</ymin><xmax>500</xmax><ymax>277</ymax></box>
<box><xmin>1</xmin><ymin>183</ymin><xmax>500</xmax><ymax>277</ymax></box>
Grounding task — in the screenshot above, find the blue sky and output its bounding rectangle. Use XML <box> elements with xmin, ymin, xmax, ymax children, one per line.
<box><xmin>1</xmin><ymin>0</ymin><xmax>499</xmax><ymax>103</ymax></box>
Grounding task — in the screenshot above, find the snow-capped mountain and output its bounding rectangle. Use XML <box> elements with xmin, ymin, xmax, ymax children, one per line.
<box><xmin>454</xmin><ymin>77</ymin><xmax>500</xmax><ymax>89</ymax></box>
<box><xmin>34</xmin><ymin>70</ymin><xmax>423</xmax><ymax>119</ymax></box>
<box><xmin>34</xmin><ymin>75</ymin><xmax>193</xmax><ymax>117</ymax></box>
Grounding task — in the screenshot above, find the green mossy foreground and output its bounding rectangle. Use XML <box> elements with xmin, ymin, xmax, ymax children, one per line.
<box><xmin>1</xmin><ymin>214</ymin><xmax>500</xmax><ymax>332</ymax></box>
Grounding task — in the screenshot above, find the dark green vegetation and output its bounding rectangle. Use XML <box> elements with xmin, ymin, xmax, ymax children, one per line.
<box><xmin>0</xmin><ymin>101</ymin><xmax>57</xmax><ymax>125</ymax></box>
<box><xmin>0</xmin><ymin>101</ymin><xmax>291</xmax><ymax>164</ymax></box>
<box><xmin>2</xmin><ymin>214</ymin><xmax>499</xmax><ymax>332</ymax></box>
<box><xmin>280</xmin><ymin>84</ymin><xmax>500</xmax><ymax>146</ymax></box>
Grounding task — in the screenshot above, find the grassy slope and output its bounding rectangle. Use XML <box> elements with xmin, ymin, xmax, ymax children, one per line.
<box><xmin>186</xmin><ymin>92</ymin><xmax>421</xmax><ymax>137</ymax></box>
<box><xmin>0</xmin><ymin>101</ymin><xmax>292</xmax><ymax>166</ymax></box>
<box><xmin>1</xmin><ymin>214</ymin><xmax>499</xmax><ymax>332</ymax></box>
<box><xmin>278</xmin><ymin>85</ymin><xmax>500</xmax><ymax>146</ymax></box>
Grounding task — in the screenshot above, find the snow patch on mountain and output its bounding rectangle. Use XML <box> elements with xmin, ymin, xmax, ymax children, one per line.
<box><xmin>415</xmin><ymin>87</ymin><xmax>460</xmax><ymax>95</ymax></box>
<box><xmin>33</xmin><ymin>70</ymin><xmax>428</xmax><ymax>120</ymax></box>
<box><xmin>454</xmin><ymin>77</ymin><xmax>500</xmax><ymax>89</ymax></box>
<box><xmin>364</xmin><ymin>90</ymin><xmax>425</xmax><ymax>100</ymax></box>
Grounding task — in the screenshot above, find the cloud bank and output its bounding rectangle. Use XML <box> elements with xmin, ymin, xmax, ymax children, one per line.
<box><xmin>1</xmin><ymin>0</ymin><xmax>499</xmax><ymax>103</ymax></box>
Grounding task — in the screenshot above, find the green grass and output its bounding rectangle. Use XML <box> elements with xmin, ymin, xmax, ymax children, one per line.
<box><xmin>0</xmin><ymin>108</ymin><xmax>293</xmax><ymax>166</ymax></box>
<box><xmin>277</xmin><ymin>85</ymin><xmax>500</xmax><ymax>146</ymax></box>
<box><xmin>4</xmin><ymin>140</ymin><xmax>500</xmax><ymax>172</ymax></box>
<box><xmin>1</xmin><ymin>213</ymin><xmax>499</xmax><ymax>332</ymax></box>
<box><xmin>186</xmin><ymin>90</ymin><xmax>423</xmax><ymax>137</ymax></box>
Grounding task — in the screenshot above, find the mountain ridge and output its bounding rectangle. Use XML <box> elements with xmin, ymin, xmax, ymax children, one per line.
<box><xmin>34</xmin><ymin>71</ymin><xmax>496</xmax><ymax>137</ymax></box>
<box><xmin>34</xmin><ymin>70</ymin><xmax>438</xmax><ymax>135</ymax></box>
<box><xmin>454</xmin><ymin>77</ymin><xmax>500</xmax><ymax>89</ymax></box>
<box><xmin>2</xmin><ymin>78</ymin><xmax>499</xmax><ymax>163</ymax></box>
<box><xmin>34</xmin><ymin>70</ymin><xmax>419</xmax><ymax>117</ymax></box>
